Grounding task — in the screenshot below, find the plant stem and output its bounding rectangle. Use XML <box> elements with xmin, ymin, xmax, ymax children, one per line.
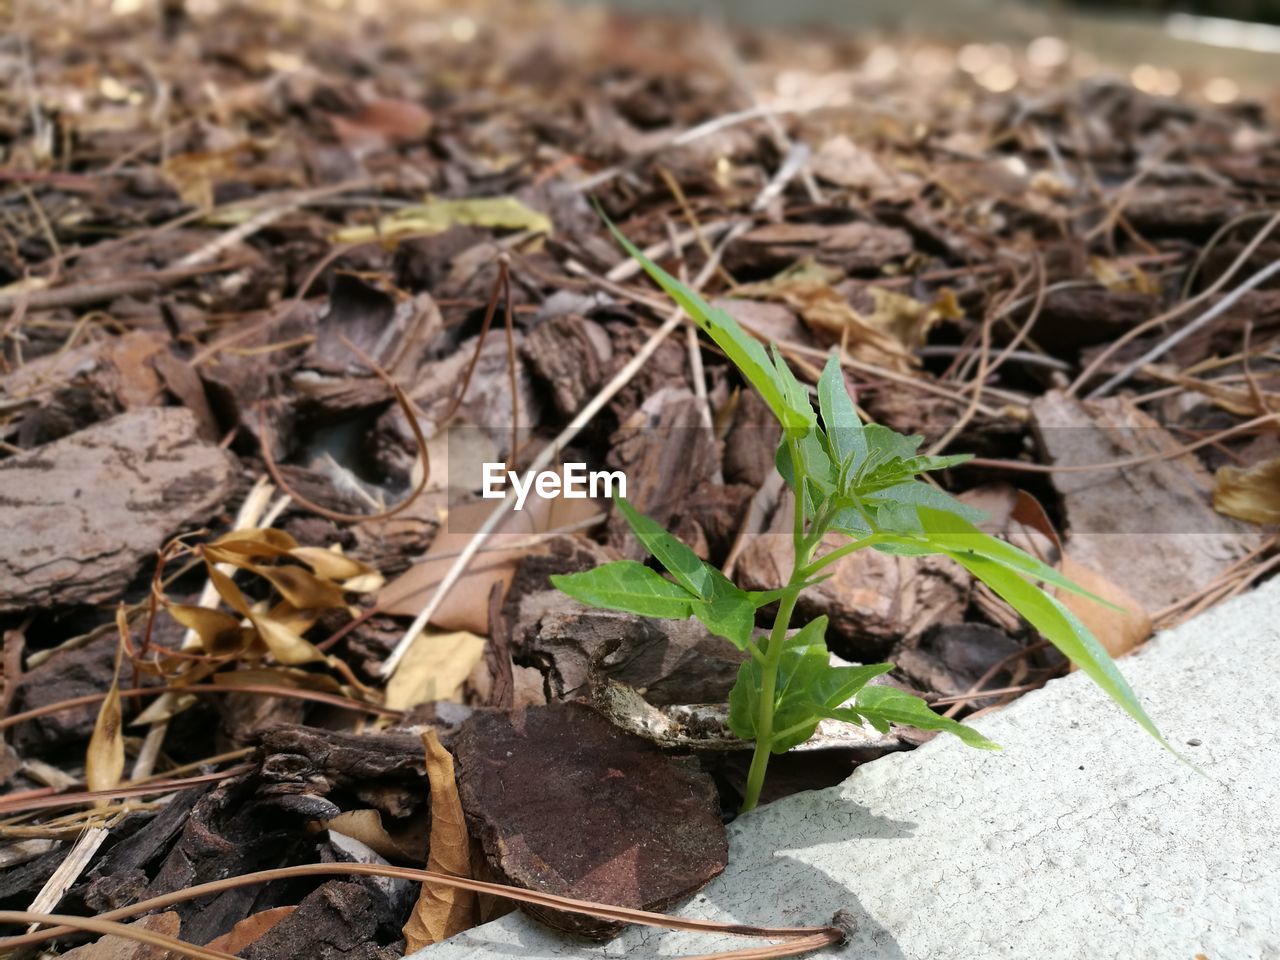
<box><xmin>741</xmin><ymin>438</ymin><xmax>818</xmax><ymax>814</ymax></box>
<box><xmin>740</xmin><ymin>588</ymin><xmax>799</xmax><ymax>813</ymax></box>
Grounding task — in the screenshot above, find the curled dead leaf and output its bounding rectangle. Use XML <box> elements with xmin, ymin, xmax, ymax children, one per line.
<box><xmin>403</xmin><ymin>729</ymin><xmax>478</xmax><ymax>951</ymax></box>
<box><xmin>326</xmin><ymin>809</ymin><xmax>422</xmax><ymax>863</ymax></box>
<box><xmin>164</xmin><ymin>604</ymin><xmax>249</xmax><ymax>657</ymax></box>
<box><xmin>1213</xmin><ymin>458</ymin><xmax>1280</xmax><ymax>526</ymax></box>
<box><xmin>86</xmin><ymin>609</ymin><xmax>128</xmax><ymax>793</ymax></box>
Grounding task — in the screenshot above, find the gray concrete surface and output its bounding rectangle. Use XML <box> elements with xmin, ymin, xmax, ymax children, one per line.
<box><xmin>409</xmin><ymin>576</ymin><xmax>1280</xmax><ymax>960</ymax></box>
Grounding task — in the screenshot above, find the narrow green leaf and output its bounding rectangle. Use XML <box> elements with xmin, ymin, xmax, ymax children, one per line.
<box><xmin>917</xmin><ymin>505</ymin><xmax>1118</xmax><ymax>607</ymax></box>
<box><xmin>551</xmin><ymin>562</ymin><xmax>695</xmax><ymax>619</ymax></box>
<box><xmin>832</xmin><ymin>685</ymin><xmax>1000</xmax><ymax>750</ymax></box>
<box><xmin>614</xmin><ymin>497</ymin><xmax>712</xmax><ymax>597</ymax></box>
<box><xmin>817</xmin><ymin>352</ymin><xmax>868</xmax><ymax>468</ymax></box>
<box><xmin>601</xmin><ymin>211</ymin><xmax>815</xmax><ymax>433</ymax></box>
<box><xmin>941</xmin><ymin>548</ymin><xmax>1166</xmax><ymax>747</ymax></box>
<box><xmin>612</xmin><ymin>496</ymin><xmax>758</xmax><ymax>648</ymax></box>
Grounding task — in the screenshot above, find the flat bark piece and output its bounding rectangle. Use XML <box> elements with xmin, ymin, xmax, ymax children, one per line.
<box><xmin>256</xmin><ymin>725</ymin><xmax>427</xmax><ymax>821</ymax></box>
<box><xmin>0</xmin><ymin>407</ymin><xmax>239</xmax><ymax>612</ymax></box>
<box><xmin>58</xmin><ymin>912</ymin><xmax>182</xmax><ymax>960</ymax></box>
<box><xmin>521</xmin><ymin>315</ymin><xmax>613</xmax><ymax>417</ymax></box>
<box><xmin>1029</xmin><ymin>390</ymin><xmax>1261</xmax><ymax>611</ymax></box>
<box><xmin>241</xmin><ymin>880</ymin><xmax>402</xmax><ymax>960</ymax></box>
<box><xmin>515</xmin><ymin>590</ymin><xmax>746</xmax><ymax>706</ymax></box>
<box><xmin>452</xmin><ymin>701</ymin><xmax>727</xmax><ymax>940</ymax></box>
<box><xmin>726</xmin><ymin>220</ymin><xmax>913</xmax><ymax>274</ymax></box>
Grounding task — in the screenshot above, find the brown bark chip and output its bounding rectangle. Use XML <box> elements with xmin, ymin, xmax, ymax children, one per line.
<box><xmin>451</xmin><ymin>701</ymin><xmax>728</xmax><ymax>940</ymax></box>
<box><xmin>0</xmin><ymin>407</ymin><xmax>239</xmax><ymax>612</ymax></box>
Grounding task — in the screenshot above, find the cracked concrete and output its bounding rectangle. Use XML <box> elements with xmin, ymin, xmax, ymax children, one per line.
<box><xmin>409</xmin><ymin>577</ymin><xmax>1280</xmax><ymax>960</ymax></box>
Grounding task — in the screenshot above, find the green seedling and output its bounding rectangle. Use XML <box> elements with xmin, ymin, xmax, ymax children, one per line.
<box><xmin>553</xmin><ymin>219</ymin><xmax>1168</xmax><ymax>812</ymax></box>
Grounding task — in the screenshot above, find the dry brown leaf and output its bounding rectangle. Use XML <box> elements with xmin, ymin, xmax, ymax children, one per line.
<box><xmin>403</xmin><ymin>729</ymin><xmax>478</xmax><ymax>951</ymax></box>
<box><xmin>732</xmin><ymin>259</ymin><xmax>947</xmax><ymax>373</ymax></box>
<box><xmin>329</xmin><ymin>98</ymin><xmax>432</xmax><ymax>151</ymax></box>
<box><xmin>1088</xmin><ymin>256</ymin><xmax>1161</xmax><ymax>295</ymax></box>
<box><xmin>325</xmin><ymin>809</ymin><xmax>421</xmax><ymax>863</ymax></box>
<box><xmin>1213</xmin><ymin>457</ymin><xmax>1280</xmax><ymax>526</ymax></box>
<box><xmin>379</xmin><ymin>476</ymin><xmax>597</xmax><ymax>634</ymax></box>
<box><xmin>246</xmin><ymin>562</ymin><xmax>347</xmax><ymax>610</ymax></box>
<box><xmin>249</xmin><ymin>612</ymin><xmax>329</xmax><ymax>666</ymax></box>
<box><xmin>1057</xmin><ymin>556</ymin><xmax>1152</xmax><ymax>661</ymax></box>
<box><xmin>385</xmin><ymin>630</ymin><xmax>487</xmax><ymax>710</ymax></box>
<box><xmin>205</xmin><ymin>906</ymin><xmax>295</xmax><ymax>954</ymax></box>
<box><xmin>1145</xmin><ymin>368</ymin><xmax>1276</xmax><ymax>418</ymax></box>
<box><xmin>163</xmin><ymin>604</ymin><xmax>248</xmax><ymax>657</ymax></box>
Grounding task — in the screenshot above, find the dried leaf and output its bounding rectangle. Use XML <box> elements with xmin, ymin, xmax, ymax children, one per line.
<box><xmin>249</xmin><ymin>612</ymin><xmax>329</xmax><ymax>666</ymax></box>
<box><xmin>733</xmin><ymin>259</ymin><xmax>943</xmax><ymax>372</ymax></box>
<box><xmin>403</xmin><ymin>729</ymin><xmax>478</xmax><ymax>951</ymax></box>
<box><xmin>379</xmin><ymin>482</ymin><xmax>597</xmax><ymax>634</ymax></box>
<box><xmin>385</xmin><ymin>630</ymin><xmax>487</xmax><ymax>710</ymax></box>
<box><xmin>325</xmin><ymin>809</ymin><xmax>420</xmax><ymax>862</ymax></box>
<box><xmin>206</xmin><ymin>563</ymin><xmax>252</xmax><ymax>616</ymax></box>
<box><xmin>86</xmin><ymin>611</ymin><xmax>128</xmax><ymax>793</ymax></box>
<box><xmin>1089</xmin><ymin>257</ymin><xmax>1161</xmax><ymax>296</ymax></box>
<box><xmin>205</xmin><ymin>907</ymin><xmax>296</xmax><ymax>954</ymax></box>
<box><xmin>164</xmin><ymin>603</ymin><xmax>248</xmax><ymax>657</ymax></box>
<box><xmin>1057</xmin><ymin>556</ymin><xmax>1152</xmax><ymax>661</ymax></box>
<box><xmin>290</xmin><ymin>546</ymin><xmax>383</xmax><ymax>590</ymax></box>
<box><xmin>329</xmin><ymin>97</ymin><xmax>432</xmax><ymax>150</ymax></box>
<box><xmin>204</xmin><ymin>528</ymin><xmax>299</xmax><ymax>561</ymax></box>
<box><xmin>86</xmin><ymin>681</ymin><xmax>125</xmax><ymax>793</ymax></box>
<box><xmin>1213</xmin><ymin>457</ymin><xmax>1280</xmax><ymax>525</ymax></box>
<box><xmin>333</xmin><ymin>195</ymin><xmax>551</xmax><ymax>244</ymax></box>
<box><xmin>246</xmin><ymin>562</ymin><xmax>347</xmax><ymax>610</ymax></box>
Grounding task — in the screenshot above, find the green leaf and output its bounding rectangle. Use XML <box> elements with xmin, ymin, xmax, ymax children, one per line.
<box><xmin>691</xmin><ymin>592</ymin><xmax>757</xmax><ymax>651</ymax></box>
<box><xmin>613</xmin><ymin>496</ymin><xmax>758</xmax><ymax>649</ymax></box>
<box><xmin>939</xmin><ymin>547</ymin><xmax>1166</xmax><ymax>747</ymax></box>
<box><xmin>776</xmin><ymin>429</ymin><xmax>836</xmax><ymax>518</ymax></box>
<box><xmin>817</xmin><ymin>352</ymin><xmax>868</xmax><ymax>468</ymax></box>
<box><xmin>551</xmin><ymin>562</ymin><xmax>695</xmax><ymax>620</ymax></box>
<box><xmin>830</xmin><ymin>685</ymin><xmax>1000</xmax><ymax>750</ymax></box>
<box><xmin>614</xmin><ymin>497</ymin><xmax>713</xmax><ymax>597</ymax></box>
<box><xmin>729</xmin><ymin>617</ymin><xmax>832</xmax><ymax>751</ymax></box>
<box><xmin>809</xmin><ymin>662</ymin><xmax>896</xmax><ymax>711</ymax></box>
<box><xmin>601</xmin><ymin>211</ymin><xmax>815</xmax><ymax>434</ymax></box>
<box><xmin>916</xmin><ymin>505</ymin><xmax>1117</xmax><ymax>607</ymax></box>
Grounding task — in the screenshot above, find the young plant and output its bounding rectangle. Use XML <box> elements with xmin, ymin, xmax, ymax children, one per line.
<box><xmin>553</xmin><ymin>221</ymin><xmax>1168</xmax><ymax>813</ymax></box>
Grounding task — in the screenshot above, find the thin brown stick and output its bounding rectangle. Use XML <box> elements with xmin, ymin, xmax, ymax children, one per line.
<box><xmin>0</xmin><ymin>765</ymin><xmax>254</xmax><ymax>816</ymax></box>
<box><xmin>1068</xmin><ymin>209</ymin><xmax>1280</xmax><ymax>396</ymax></box>
<box><xmin>0</xmin><ymin>863</ymin><xmax>841</xmax><ymax>954</ymax></box>
<box><xmin>0</xmin><ymin>911</ymin><xmax>236</xmax><ymax>960</ymax></box>
<box><xmin>0</xmin><ymin>681</ymin><xmax>400</xmax><ymax>734</ymax></box>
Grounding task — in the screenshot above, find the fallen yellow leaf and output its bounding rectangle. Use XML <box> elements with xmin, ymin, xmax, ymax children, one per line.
<box><xmin>334</xmin><ymin>195</ymin><xmax>551</xmax><ymax>244</ymax></box>
<box><xmin>385</xmin><ymin>630</ymin><xmax>487</xmax><ymax>710</ymax></box>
